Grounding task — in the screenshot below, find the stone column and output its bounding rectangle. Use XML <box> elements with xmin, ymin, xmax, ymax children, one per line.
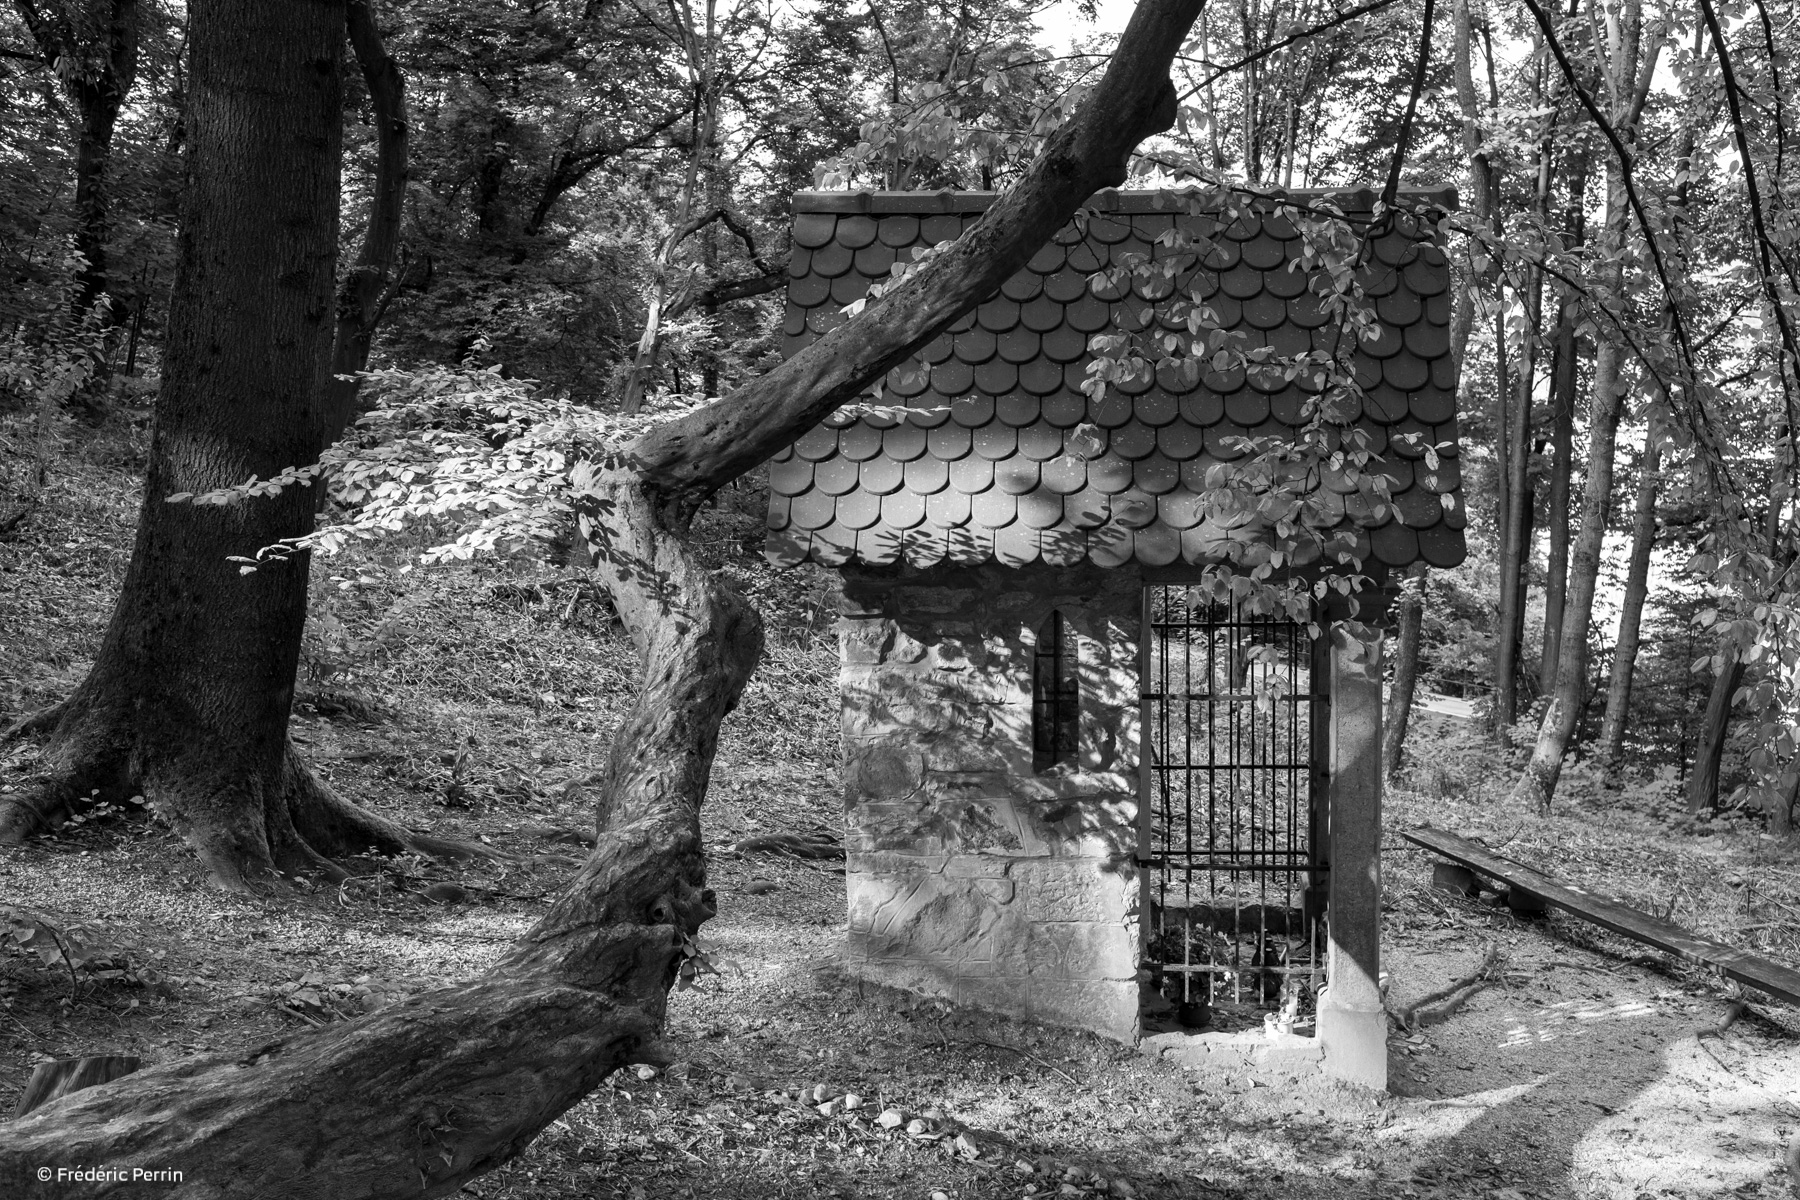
<box><xmin>1318</xmin><ymin>625</ymin><xmax>1387</xmax><ymax>1090</ymax></box>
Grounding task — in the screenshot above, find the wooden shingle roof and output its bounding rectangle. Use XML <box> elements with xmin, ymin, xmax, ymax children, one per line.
<box><xmin>765</xmin><ymin>188</ymin><xmax>1467</xmax><ymax>572</ymax></box>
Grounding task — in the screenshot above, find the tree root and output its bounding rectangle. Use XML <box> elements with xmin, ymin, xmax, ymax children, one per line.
<box><xmin>1696</xmin><ymin>999</ymin><xmax>1747</xmax><ymax>1039</ymax></box>
<box><xmin>1</xmin><ymin>699</ymin><xmax>70</xmax><ymax>744</ymax></box>
<box><xmin>1</xmin><ymin>697</ymin><xmax>508</xmax><ymax>886</ymax></box>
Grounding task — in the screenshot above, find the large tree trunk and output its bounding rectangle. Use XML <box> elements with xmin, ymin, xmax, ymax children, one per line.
<box><xmin>1596</xmin><ymin>424</ymin><xmax>1659</xmax><ymax>773</ymax></box>
<box><xmin>1383</xmin><ymin>564</ymin><xmax>1427</xmax><ymax>778</ymax></box>
<box><xmin>0</xmin><ymin>0</ymin><xmax>1200</xmax><ymax>1191</ymax></box>
<box><xmin>0</xmin><ymin>0</ymin><xmax>459</xmax><ymax>889</ymax></box>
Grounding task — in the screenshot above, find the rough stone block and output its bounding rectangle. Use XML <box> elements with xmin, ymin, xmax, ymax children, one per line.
<box><xmin>1015</xmin><ymin>859</ymin><xmax>1134</xmax><ymax>925</ymax></box>
<box><xmin>851</xmin><ymin>866</ymin><xmax>1016</xmax><ymax>966</ymax></box>
<box><xmin>1027</xmin><ymin>978</ymin><xmax>1138</xmax><ymax>1041</ymax></box>
<box><xmin>845</xmin><ymin>953</ymin><xmax>958</xmax><ymax>1004</ymax></box>
<box><xmin>932</xmin><ymin>636</ymin><xmax>977</xmax><ymax>671</ymax></box>
<box><xmin>920</xmin><ymin>734</ymin><xmax>1014</xmax><ymax>775</ymax></box>
<box><xmin>840</xmin><ymin>620</ymin><xmax>895</xmax><ymax>665</ymax></box>
<box><xmin>1143</xmin><ymin>1029</ymin><xmax>1325</xmax><ymax>1074</ymax></box>
<box><xmin>900</xmin><ymin>586</ymin><xmax>966</xmax><ymax>615</ymax></box>
<box><xmin>1027</xmin><ymin>920</ymin><xmax>1136</xmax><ymax>981</ymax></box>
<box><xmin>956</xmin><ymin>974</ymin><xmax>1032</xmax><ymax>1017</ymax></box>
<box><xmin>846</xmin><ymin>849</ymin><xmax>947</xmax><ymax>878</ymax></box>
<box><xmin>974</xmin><ymin>878</ymin><xmax>1015</xmax><ymax>905</ymax></box>
<box><xmin>843</xmin><ymin>742</ymin><xmax>925</xmax><ymax>800</ymax></box>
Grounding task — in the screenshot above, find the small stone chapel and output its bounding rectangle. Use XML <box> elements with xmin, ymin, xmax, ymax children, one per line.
<box><xmin>764</xmin><ymin>187</ymin><xmax>1466</xmax><ymax>1088</ymax></box>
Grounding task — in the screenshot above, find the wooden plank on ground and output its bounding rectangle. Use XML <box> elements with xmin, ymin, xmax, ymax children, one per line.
<box><xmin>1401</xmin><ymin>824</ymin><xmax>1800</xmax><ymax>1007</ymax></box>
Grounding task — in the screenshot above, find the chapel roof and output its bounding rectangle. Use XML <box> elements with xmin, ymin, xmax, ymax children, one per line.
<box><xmin>764</xmin><ymin>187</ymin><xmax>1467</xmax><ymax>572</ymax></box>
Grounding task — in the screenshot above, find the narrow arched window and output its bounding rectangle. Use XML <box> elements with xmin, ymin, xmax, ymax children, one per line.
<box><xmin>1033</xmin><ymin>610</ymin><xmax>1080</xmax><ymax>772</ymax></box>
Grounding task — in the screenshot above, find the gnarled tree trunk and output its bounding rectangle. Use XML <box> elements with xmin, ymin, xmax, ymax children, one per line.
<box><xmin>0</xmin><ymin>0</ymin><xmax>1200</xmax><ymax>1192</ymax></box>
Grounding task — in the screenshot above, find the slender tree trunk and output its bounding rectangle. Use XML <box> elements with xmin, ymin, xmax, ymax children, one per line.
<box><xmin>1384</xmin><ymin>564</ymin><xmax>1427</xmax><ymax>777</ymax></box>
<box><xmin>13</xmin><ymin>0</ymin><xmax>142</xmax><ymax>317</ymax></box>
<box><xmin>0</xmin><ymin>0</ymin><xmax>466</xmax><ymax>888</ymax></box>
<box><xmin>1452</xmin><ymin>0</ymin><xmax>1512</xmax><ymax>731</ymax></box>
<box><xmin>1686</xmin><ymin>646</ymin><xmax>1743</xmax><ymax>815</ymax></box>
<box><xmin>1495</xmin><ymin>59</ymin><xmax>1551</xmax><ymax>733</ymax></box>
<box><xmin>1597</xmin><ymin>423</ymin><xmax>1659</xmax><ymax>773</ymax></box>
<box><xmin>1539</xmin><ymin>144</ymin><xmax>1589</xmax><ymax>695</ymax></box>
<box><xmin>1511</xmin><ymin>0</ymin><xmax>1655</xmax><ymax>813</ymax></box>
<box><xmin>1538</xmin><ymin>347</ymin><xmax>1575</xmax><ymax>689</ymax></box>
<box><xmin>323</xmin><ymin>0</ymin><xmax>409</xmax><ymax>434</ymax></box>
<box><xmin>622</xmin><ymin>0</ymin><xmax>719</xmax><ymax>415</ymax></box>
<box><xmin>0</xmin><ymin>2</ymin><xmax>1200</xmax><ymax>1190</ymax></box>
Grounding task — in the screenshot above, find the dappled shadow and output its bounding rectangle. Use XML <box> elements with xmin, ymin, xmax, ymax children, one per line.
<box><xmin>1380</xmin><ymin>947</ymin><xmax>1791</xmax><ymax>1198</ymax></box>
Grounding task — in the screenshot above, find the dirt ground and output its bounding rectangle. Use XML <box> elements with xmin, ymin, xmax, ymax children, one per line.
<box><xmin>2</xmin><ymin>421</ymin><xmax>1797</xmax><ymax>1198</ymax></box>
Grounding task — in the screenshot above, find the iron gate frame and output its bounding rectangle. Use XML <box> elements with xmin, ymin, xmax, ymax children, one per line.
<box><xmin>1136</xmin><ymin>584</ymin><xmax>1332</xmax><ymax>1024</ymax></box>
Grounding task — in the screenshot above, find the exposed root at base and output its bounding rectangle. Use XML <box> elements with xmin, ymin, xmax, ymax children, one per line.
<box><xmin>1</xmin><ymin>713</ymin><xmax>512</xmax><ymax>890</ymax></box>
<box><xmin>1</xmin><ymin>699</ymin><xmax>71</xmax><ymax>744</ymax></box>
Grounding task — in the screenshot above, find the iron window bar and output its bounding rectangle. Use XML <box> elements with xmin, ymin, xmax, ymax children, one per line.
<box><xmin>1139</xmin><ymin>585</ymin><xmax>1330</xmax><ymax>1029</ymax></box>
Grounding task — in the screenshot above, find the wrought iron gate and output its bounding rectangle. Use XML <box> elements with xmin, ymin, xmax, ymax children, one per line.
<box><xmin>1138</xmin><ymin>585</ymin><xmax>1330</xmax><ymax>1032</ymax></box>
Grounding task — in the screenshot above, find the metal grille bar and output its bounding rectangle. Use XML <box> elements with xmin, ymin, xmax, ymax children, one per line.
<box><xmin>1138</xmin><ymin>585</ymin><xmax>1330</xmax><ymax>1032</ymax></box>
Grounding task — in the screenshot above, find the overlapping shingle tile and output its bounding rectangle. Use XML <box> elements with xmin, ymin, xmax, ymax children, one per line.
<box><xmin>766</xmin><ymin>188</ymin><xmax>1466</xmax><ymax>571</ymax></box>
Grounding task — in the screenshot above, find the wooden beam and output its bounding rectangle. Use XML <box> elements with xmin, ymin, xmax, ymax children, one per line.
<box><xmin>1402</xmin><ymin>825</ymin><xmax>1800</xmax><ymax>1006</ymax></box>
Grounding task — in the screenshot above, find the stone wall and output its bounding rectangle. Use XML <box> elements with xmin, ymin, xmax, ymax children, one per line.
<box><xmin>838</xmin><ymin>562</ymin><xmax>1143</xmax><ymax>1040</ymax></box>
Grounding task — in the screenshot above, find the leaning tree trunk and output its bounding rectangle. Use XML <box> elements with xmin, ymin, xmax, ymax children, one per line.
<box><xmin>0</xmin><ymin>0</ymin><xmax>459</xmax><ymax>890</ymax></box>
<box><xmin>1685</xmin><ymin>645</ymin><xmax>1743</xmax><ymax>816</ymax></box>
<box><xmin>1383</xmin><ymin>563</ymin><xmax>1427</xmax><ymax>778</ymax></box>
<box><xmin>1596</xmin><ymin>423</ymin><xmax>1659</xmax><ymax>773</ymax></box>
<box><xmin>0</xmin><ymin>0</ymin><xmax>1199</xmax><ymax>1191</ymax></box>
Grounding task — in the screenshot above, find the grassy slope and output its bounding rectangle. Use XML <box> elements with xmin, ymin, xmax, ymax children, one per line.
<box><xmin>1</xmin><ymin>410</ymin><xmax>1796</xmax><ymax>1200</ymax></box>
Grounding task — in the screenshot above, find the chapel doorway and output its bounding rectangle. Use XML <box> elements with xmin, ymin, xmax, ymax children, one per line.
<box><xmin>1138</xmin><ymin>585</ymin><xmax>1332</xmax><ymax>1032</ymax></box>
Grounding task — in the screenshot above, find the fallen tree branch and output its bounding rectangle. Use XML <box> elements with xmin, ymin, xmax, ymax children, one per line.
<box><xmin>1388</xmin><ymin>944</ymin><xmax>1504</xmax><ymax>1030</ymax></box>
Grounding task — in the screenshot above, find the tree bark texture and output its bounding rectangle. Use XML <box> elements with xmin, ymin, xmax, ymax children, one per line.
<box><xmin>1596</xmin><ymin>424</ymin><xmax>1659</xmax><ymax>772</ymax></box>
<box><xmin>0</xmin><ymin>1</ymin><xmax>1201</xmax><ymax>1192</ymax></box>
<box><xmin>1383</xmin><ymin>564</ymin><xmax>1427</xmax><ymax>778</ymax></box>
<box><xmin>1685</xmin><ymin>646</ymin><xmax>1743</xmax><ymax>815</ymax></box>
<box><xmin>0</xmin><ymin>0</ymin><xmax>459</xmax><ymax>888</ymax></box>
